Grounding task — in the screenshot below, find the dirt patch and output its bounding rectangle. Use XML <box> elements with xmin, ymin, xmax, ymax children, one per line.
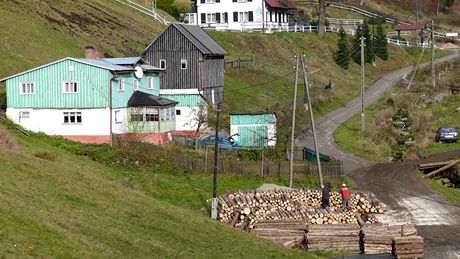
<box><xmin>349</xmin><ymin>150</ymin><xmax>460</xmax><ymax>258</ymax></box>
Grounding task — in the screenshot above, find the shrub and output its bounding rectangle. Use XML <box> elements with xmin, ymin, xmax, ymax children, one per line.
<box><xmin>34</xmin><ymin>151</ymin><xmax>56</xmax><ymax>161</ymax></box>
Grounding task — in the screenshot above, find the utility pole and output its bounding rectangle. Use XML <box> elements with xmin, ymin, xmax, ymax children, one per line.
<box><xmin>361</xmin><ymin>36</ymin><xmax>366</xmax><ymax>132</ymax></box>
<box><xmin>431</xmin><ymin>20</ymin><xmax>436</xmax><ymax>88</ymax></box>
<box><xmin>211</xmin><ymin>103</ymin><xmax>221</xmax><ymax>219</ymax></box>
<box><xmin>301</xmin><ymin>54</ymin><xmax>323</xmax><ymax>187</ymax></box>
<box><xmin>289</xmin><ymin>55</ymin><xmax>300</xmax><ymax>188</ymax></box>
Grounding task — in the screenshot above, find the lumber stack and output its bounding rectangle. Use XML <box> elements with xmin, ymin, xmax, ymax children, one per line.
<box><xmin>362</xmin><ymin>224</ymin><xmax>417</xmax><ymax>254</ymax></box>
<box><xmin>393</xmin><ymin>236</ymin><xmax>424</xmax><ymax>259</ymax></box>
<box><xmin>218</xmin><ymin>189</ymin><xmax>383</xmax><ymax>229</ymax></box>
<box><xmin>250</xmin><ymin>219</ymin><xmax>306</xmax><ymax>246</ymax></box>
<box><xmin>305</xmin><ymin>224</ymin><xmax>361</xmax><ymax>254</ymax></box>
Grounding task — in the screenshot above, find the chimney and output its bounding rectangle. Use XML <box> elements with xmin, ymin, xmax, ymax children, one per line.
<box><xmin>85</xmin><ymin>46</ymin><xmax>100</xmax><ymax>59</ymax></box>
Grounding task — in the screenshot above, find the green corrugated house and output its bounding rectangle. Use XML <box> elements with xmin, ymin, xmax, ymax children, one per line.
<box><xmin>230</xmin><ymin>112</ymin><xmax>277</xmax><ymax>148</ymax></box>
<box><xmin>0</xmin><ymin>47</ymin><xmax>177</xmax><ymax>145</ymax></box>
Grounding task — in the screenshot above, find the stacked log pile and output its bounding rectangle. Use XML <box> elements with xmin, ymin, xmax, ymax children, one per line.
<box><xmin>218</xmin><ymin>189</ymin><xmax>383</xmax><ymax>229</ymax></box>
<box><xmin>250</xmin><ymin>220</ymin><xmax>306</xmax><ymax>247</ymax></box>
<box><xmin>305</xmin><ymin>224</ymin><xmax>361</xmax><ymax>254</ymax></box>
<box><xmin>393</xmin><ymin>236</ymin><xmax>424</xmax><ymax>259</ymax></box>
<box><xmin>362</xmin><ymin>224</ymin><xmax>417</xmax><ymax>254</ymax></box>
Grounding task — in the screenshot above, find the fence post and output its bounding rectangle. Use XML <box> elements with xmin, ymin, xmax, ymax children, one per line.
<box><xmin>309</xmin><ymin>25</ymin><xmax>312</xmax><ymax>32</ymax></box>
<box><xmin>237</xmin><ymin>58</ymin><xmax>240</xmax><ymax>69</ymax></box>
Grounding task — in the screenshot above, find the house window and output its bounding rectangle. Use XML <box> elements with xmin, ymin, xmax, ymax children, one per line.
<box><xmin>130</xmin><ymin>108</ymin><xmax>144</xmax><ymax>122</ymax></box>
<box><xmin>207</xmin><ymin>13</ymin><xmax>216</xmax><ymax>23</ymax></box>
<box><xmin>114</xmin><ymin>110</ymin><xmax>121</xmax><ymax>123</ymax></box>
<box><xmin>133</xmin><ymin>79</ymin><xmax>139</xmax><ymax>91</ymax></box>
<box><xmin>63</xmin><ymin>81</ymin><xmax>78</xmax><ymax>93</ymax></box>
<box><xmin>176</xmin><ymin>109</ymin><xmax>181</xmax><ymax>116</ymax></box>
<box><xmin>160</xmin><ymin>59</ymin><xmax>166</xmax><ymax>69</ymax></box>
<box><xmin>239</xmin><ymin>12</ymin><xmax>248</xmax><ymax>22</ymax></box>
<box><xmin>181</xmin><ymin>59</ymin><xmax>187</xmax><ymax>70</ymax></box>
<box><xmin>205</xmin><ymin>0</ymin><xmax>216</xmax><ymax>3</ymax></box>
<box><xmin>20</xmin><ymin>82</ymin><xmax>35</xmax><ymax>94</ymax></box>
<box><xmin>170</xmin><ymin>107</ymin><xmax>175</xmax><ymax>120</ymax></box>
<box><xmin>63</xmin><ymin>112</ymin><xmax>82</xmax><ymax>124</ymax></box>
<box><xmin>20</xmin><ymin>111</ymin><xmax>30</xmax><ymax>119</ymax></box>
<box><xmin>118</xmin><ymin>78</ymin><xmax>125</xmax><ymax>91</ymax></box>
<box><xmin>146</xmin><ymin>108</ymin><xmax>159</xmax><ymax>121</ymax></box>
<box><xmin>147</xmin><ymin>77</ymin><xmax>154</xmax><ymax>89</ymax></box>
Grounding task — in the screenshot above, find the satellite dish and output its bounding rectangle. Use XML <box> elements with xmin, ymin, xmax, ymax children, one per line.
<box><xmin>134</xmin><ymin>66</ymin><xmax>144</xmax><ymax>79</ymax></box>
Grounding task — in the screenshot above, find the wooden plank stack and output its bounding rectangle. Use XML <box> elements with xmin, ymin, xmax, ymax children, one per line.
<box><xmin>250</xmin><ymin>219</ymin><xmax>306</xmax><ymax>246</ymax></box>
<box><xmin>362</xmin><ymin>224</ymin><xmax>417</xmax><ymax>254</ymax></box>
<box><xmin>305</xmin><ymin>224</ymin><xmax>361</xmax><ymax>254</ymax></box>
<box><xmin>393</xmin><ymin>236</ymin><xmax>424</xmax><ymax>259</ymax></box>
<box><xmin>218</xmin><ymin>189</ymin><xmax>383</xmax><ymax>229</ymax></box>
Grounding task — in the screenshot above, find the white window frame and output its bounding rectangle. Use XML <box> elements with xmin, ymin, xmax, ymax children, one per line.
<box><xmin>20</xmin><ymin>111</ymin><xmax>30</xmax><ymax>119</ymax></box>
<box><xmin>205</xmin><ymin>0</ymin><xmax>216</xmax><ymax>3</ymax></box>
<box><xmin>181</xmin><ymin>59</ymin><xmax>188</xmax><ymax>70</ymax></box>
<box><xmin>20</xmin><ymin>82</ymin><xmax>35</xmax><ymax>95</ymax></box>
<box><xmin>160</xmin><ymin>59</ymin><xmax>166</xmax><ymax>69</ymax></box>
<box><xmin>63</xmin><ymin>81</ymin><xmax>78</xmax><ymax>94</ymax></box>
<box><xmin>237</xmin><ymin>0</ymin><xmax>248</xmax><ymax>3</ymax></box>
<box><xmin>118</xmin><ymin>78</ymin><xmax>125</xmax><ymax>92</ymax></box>
<box><xmin>133</xmin><ymin>79</ymin><xmax>139</xmax><ymax>91</ymax></box>
<box><xmin>147</xmin><ymin>76</ymin><xmax>154</xmax><ymax>89</ymax></box>
<box><xmin>206</xmin><ymin>13</ymin><xmax>216</xmax><ymax>23</ymax></box>
<box><xmin>239</xmin><ymin>12</ymin><xmax>249</xmax><ymax>22</ymax></box>
<box><xmin>63</xmin><ymin>111</ymin><xmax>82</xmax><ymax>124</ymax></box>
<box><xmin>114</xmin><ymin>110</ymin><xmax>122</xmax><ymax>124</ymax></box>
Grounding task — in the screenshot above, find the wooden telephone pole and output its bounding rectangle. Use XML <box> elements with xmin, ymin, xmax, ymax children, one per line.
<box><xmin>300</xmin><ymin>54</ymin><xmax>323</xmax><ymax>187</ymax></box>
<box><xmin>361</xmin><ymin>36</ymin><xmax>366</xmax><ymax>131</ymax></box>
<box><xmin>289</xmin><ymin>55</ymin><xmax>300</xmax><ymax>188</ymax></box>
<box><xmin>211</xmin><ymin>103</ymin><xmax>221</xmax><ymax>219</ymax></box>
<box><xmin>431</xmin><ymin>20</ymin><xmax>436</xmax><ymax>88</ymax></box>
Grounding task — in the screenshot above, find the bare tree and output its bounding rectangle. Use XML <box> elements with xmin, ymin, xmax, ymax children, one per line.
<box><xmin>188</xmin><ymin>100</ymin><xmax>208</xmax><ymax>132</ymax></box>
<box><xmin>318</xmin><ymin>0</ymin><xmax>326</xmax><ymax>38</ymax></box>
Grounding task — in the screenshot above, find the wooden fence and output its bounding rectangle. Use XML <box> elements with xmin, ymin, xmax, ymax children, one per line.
<box><xmin>166</xmin><ymin>149</ymin><xmax>344</xmax><ymax>179</ymax></box>
<box><xmin>225</xmin><ymin>57</ymin><xmax>255</xmax><ymax>69</ymax></box>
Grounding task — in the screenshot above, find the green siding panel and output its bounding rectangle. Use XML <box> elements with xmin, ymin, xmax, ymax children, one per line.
<box><xmin>5</xmin><ymin>58</ymin><xmax>161</xmax><ymax>109</ymax></box>
<box><xmin>112</xmin><ymin>73</ymin><xmax>160</xmax><ymax>108</ymax></box>
<box><xmin>159</xmin><ymin>94</ymin><xmax>203</xmax><ymax>107</ymax></box>
<box><xmin>238</xmin><ymin>126</ymin><xmax>268</xmax><ymax>148</ymax></box>
<box><xmin>6</xmin><ymin>59</ymin><xmax>113</xmax><ymax>108</ymax></box>
<box><xmin>230</xmin><ymin>114</ymin><xmax>276</xmax><ymax>125</ymax></box>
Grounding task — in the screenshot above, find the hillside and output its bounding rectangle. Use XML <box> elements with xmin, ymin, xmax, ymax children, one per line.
<box><xmin>0</xmin><ymin>118</ymin><xmax>330</xmax><ymax>257</ymax></box>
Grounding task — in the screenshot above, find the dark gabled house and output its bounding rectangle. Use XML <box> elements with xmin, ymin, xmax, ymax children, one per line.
<box><xmin>143</xmin><ymin>23</ymin><xmax>228</xmax><ymax>105</ymax></box>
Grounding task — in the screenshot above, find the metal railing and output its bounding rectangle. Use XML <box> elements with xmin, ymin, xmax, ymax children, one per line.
<box><xmin>113</xmin><ymin>0</ymin><xmax>170</xmax><ymax>25</ymax></box>
<box><xmin>326</xmin><ymin>17</ymin><xmax>363</xmax><ymax>26</ymax></box>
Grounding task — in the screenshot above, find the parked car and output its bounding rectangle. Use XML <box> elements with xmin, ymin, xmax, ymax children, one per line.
<box><xmin>435</xmin><ymin>126</ymin><xmax>459</xmax><ymax>143</ymax></box>
<box><xmin>200</xmin><ymin>135</ymin><xmax>242</xmax><ymax>149</ymax></box>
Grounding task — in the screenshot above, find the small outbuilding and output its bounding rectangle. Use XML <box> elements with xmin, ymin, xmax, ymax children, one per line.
<box><xmin>230</xmin><ymin>112</ymin><xmax>277</xmax><ymax>148</ymax></box>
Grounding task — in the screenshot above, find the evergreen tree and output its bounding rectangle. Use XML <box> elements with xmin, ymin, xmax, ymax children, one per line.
<box><xmin>362</xmin><ymin>21</ymin><xmax>373</xmax><ymax>64</ymax></box>
<box><xmin>352</xmin><ymin>24</ymin><xmax>363</xmax><ymax>65</ymax></box>
<box><xmin>334</xmin><ymin>27</ymin><xmax>350</xmax><ymax>69</ymax></box>
<box><xmin>375</xmin><ymin>22</ymin><xmax>389</xmax><ymax>60</ymax></box>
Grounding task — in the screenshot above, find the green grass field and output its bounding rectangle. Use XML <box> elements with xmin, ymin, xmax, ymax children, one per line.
<box><xmin>425</xmin><ymin>178</ymin><xmax>460</xmax><ymax>208</ymax></box>
<box><xmin>1</xmin><ymin>120</ymin><xmax>345</xmax><ymax>258</ymax></box>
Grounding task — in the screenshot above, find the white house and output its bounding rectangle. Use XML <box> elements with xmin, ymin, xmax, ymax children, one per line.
<box><xmin>184</xmin><ymin>0</ymin><xmax>295</xmax><ymax>31</ymax></box>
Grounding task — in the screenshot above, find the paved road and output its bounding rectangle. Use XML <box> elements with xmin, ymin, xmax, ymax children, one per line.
<box><xmin>296</xmin><ymin>51</ymin><xmax>460</xmax><ymax>258</ymax></box>
<box><xmin>296</xmin><ymin>50</ymin><xmax>460</xmax><ymax>172</ymax></box>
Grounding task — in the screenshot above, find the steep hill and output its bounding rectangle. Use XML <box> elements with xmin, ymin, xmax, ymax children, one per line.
<box><xmin>0</xmin><ymin>118</ymin><xmax>325</xmax><ymax>257</ymax></box>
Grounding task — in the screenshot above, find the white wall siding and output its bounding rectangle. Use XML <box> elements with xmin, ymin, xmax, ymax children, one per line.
<box><xmin>112</xmin><ymin>108</ymin><xmax>129</xmax><ymax>134</ymax></box>
<box><xmin>175</xmin><ymin>106</ymin><xmax>207</xmax><ymax>131</ymax></box>
<box><xmin>6</xmin><ymin>107</ymin><xmax>110</xmax><ymax>136</ymax></box>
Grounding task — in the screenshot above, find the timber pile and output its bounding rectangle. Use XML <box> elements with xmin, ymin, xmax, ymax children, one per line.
<box><xmin>393</xmin><ymin>236</ymin><xmax>424</xmax><ymax>259</ymax></box>
<box><xmin>250</xmin><ymin>220</ymin><xmax>306</xmax><ymax>247</ymax></box>
<box><xmin>362</xmin><ymin>224</ymin><xmax>417</xmax><ymax>254</ymax></box>
<box><xmin>305</xmin><ymin>224</ymin><xmax>361</xmax><ymax>254</ymax></box>
<box><xmin>218</xmin><ymin>189</ymin><xmax>383</xmax><ymax>229</ymax></box>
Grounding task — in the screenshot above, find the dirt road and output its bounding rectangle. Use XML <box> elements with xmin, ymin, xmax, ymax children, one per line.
<box><xmin>296</xmin><ymin>51</ymin><xmax>460</xmax><ymax>258</ymax></box>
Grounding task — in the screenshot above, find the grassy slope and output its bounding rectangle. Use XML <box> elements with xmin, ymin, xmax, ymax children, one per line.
<box><xmin>0</xmin><ymin>123</ymin><xmax>329</xmax><ymax>258</ymax></box>
<box><xmin>425</xmin><ymin>178</ymin><xmax>460</xmax><ymax>208</ymax></box>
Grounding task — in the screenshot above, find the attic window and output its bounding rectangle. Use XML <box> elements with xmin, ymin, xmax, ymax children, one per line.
<box><xmin>118</xmin><ymin>78</ymin><xmax>125</xmax><ymax>91</ymax></box>
<box><xmin>147</xmin><ymin>76</ymin><xmax>154</xmax><ymax>89</ymax></box>
<box><xmin>181</xmin><ymin>59</ymin><xmax>187</xmax><ymax>70</ymax></box>
<box><xmin>160</xmin><ymin>59</ymin><xmax>166</xmax><ymax>69</ymax></box>
<box><xmin>133</xmin><ymin>79</ymin><xmax>139</xmax><ymax>91</ymax></box>
<box><xmin>63</xmin><ymin>81</ymin><xmax>78</xmax><ymax>93</ymax></box>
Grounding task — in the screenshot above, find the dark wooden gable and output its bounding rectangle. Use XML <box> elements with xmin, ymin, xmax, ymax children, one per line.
<box><xmin>144</xmin><ymin>25</ymin><xmax>202</xmax><ymax>90</ymax></box>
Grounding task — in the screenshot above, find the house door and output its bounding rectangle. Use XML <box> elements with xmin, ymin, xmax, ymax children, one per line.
<box><xmin>238</xmin><ymin>126</ymin><xmax>268</xmax><ymax>148</ymax></box>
